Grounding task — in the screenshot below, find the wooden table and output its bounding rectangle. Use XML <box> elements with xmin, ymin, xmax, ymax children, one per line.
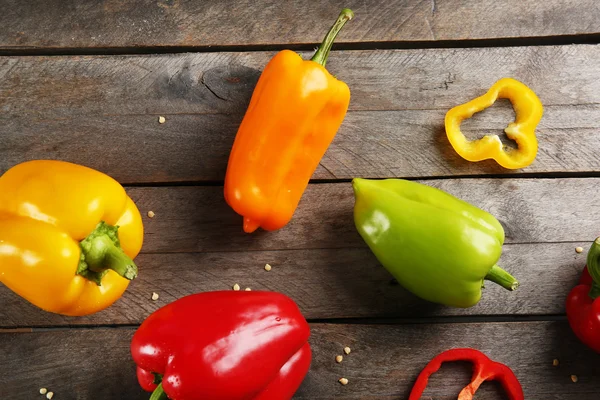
<box><xmin>2</xmin><ymin>1</ymin><xmax>600</xmax><ymax>398</ymax></box>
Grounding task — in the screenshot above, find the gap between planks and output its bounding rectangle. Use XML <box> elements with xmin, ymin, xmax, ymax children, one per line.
<box><xmin>1</xmin><ymin>33</ymin><xmax>600</xmax><ymax>57</ymax></box>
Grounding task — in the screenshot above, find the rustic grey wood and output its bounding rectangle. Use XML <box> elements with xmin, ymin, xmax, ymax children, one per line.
<box><xmin>0</xmin><ymin>242</ymin><xmax>590</xmax><ymax>327</ymax></box>
<box><xmin>1</xmin><ymin>0</ymin><xmax>599</xmax><ymax>51</ymax></box>
<box><xmin>2</xmin><ymin>105</ymin><xmax>600</xmax><ymax>183</ymax></box>
<box><xmin>2</xmin><ymin>45</ymin><xmax>600</xmax><ymax>182</ymax></box>
<box><xmin>106</xmin><ymin>178</ymin><xmax>599</xmax><ymax>253</ymax></box>
<box><xmin>2</xmin><ymin>322</ymin><xmax>599</xmax><ymax>399</ymax></box>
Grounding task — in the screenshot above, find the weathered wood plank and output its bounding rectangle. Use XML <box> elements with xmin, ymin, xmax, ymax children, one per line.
<box><xmin>120</xmin><ymin>178</ymin><xmax>597</xmax><ymax>253</ymax></box>
<box><xmin>1</xmin><ymin>0</ymin><xmax>599</xmax><ymax>50</ymax></box>
<box><xmin>2</xmin><ymin>322</ymin><xmax>598</xmax><ymax>399</ymax></box>
<box><xmin>0</xmin><ymin>242</ymin><xmax>589</xmax><ymax>327</ymax></box>
<box><xmin>2</xmin><ymin>45</ymin><xmax>600</xmax><ymax>181</ymax></box>
<box><xmin>2</xmin><ymin>46</ymin><xmax>598</xmax><ymax>116</ymax></box>
<box><xmin>1</xmin><ymin>105</ymin><xmax>599</xmax><ymax>183</ymax></box>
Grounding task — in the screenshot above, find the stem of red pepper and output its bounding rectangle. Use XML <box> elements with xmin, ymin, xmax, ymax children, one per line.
<box><xmin>586</xmin><ymin>237</ymin><xmax>600</xmax><ymax>299</ymax></box>
<box><xmin>484</xmin><ymin>264</ymin><xmax>519</xmax><ymax>291</ymax></box>
<box><xmin>310</xmin><ymin>8</ymin><xmax>354</xmax><ymax>67</ymax></box>
<box><xmin>76</xmin><ymin>221</ymin><xmax>138</xmax><ymax>286</ymax></box>
<box><xmin>149</xmin><ymin>383</ymin><xmax>168</xmax><ymax>400</ymax></box>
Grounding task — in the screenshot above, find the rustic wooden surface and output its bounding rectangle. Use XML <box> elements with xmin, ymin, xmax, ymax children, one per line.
<box><xmin>2</xmin><ymin>45</ymin><xmax>600</xmax><ymax>182</ymax></box>
<box><xmin>2</xmin><ymin>1</ymin><xmax>600</xmax><ymax>399</ymax></box>
<box><xmin>2</xmin><ymin>322</ymin><xmax>600</xmax><ymax>399</ymax></box>
<box><xmin>1</xmin><ymin>0</ymin><xmax>599</xmax><ymax>51</ymax></box>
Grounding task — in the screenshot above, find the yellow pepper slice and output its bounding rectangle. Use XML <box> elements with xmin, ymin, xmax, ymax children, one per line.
<box><xmin>0</xmin><ymin>160</ymin><xmax>144</xmax><ymax>316</ymax></box>
<box><xmin>445</xmin><ymin>78</ymin><xmax>543</xmax><ymax>170</ymax></box>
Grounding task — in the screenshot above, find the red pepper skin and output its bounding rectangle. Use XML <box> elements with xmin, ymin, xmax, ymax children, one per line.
<box><xmin>408</xmin><ymin>348</ymin><xmax>524</xmax><ymax>400</ymax></box>
<box><xmin>130</xmin><ymin>291</ymin><xmax>311</xmax><ymax>400</ymax></box>
<box><xmin>566</xmin><ymin>239</ymin><xmax>600</xmax><ymax>353</ymax></box>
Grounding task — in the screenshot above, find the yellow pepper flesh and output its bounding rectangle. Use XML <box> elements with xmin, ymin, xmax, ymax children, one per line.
<box><xmin>445</xmin><ymin>78</ymin><xmax>543</xmax><ymax>170</ymax></box>
<box><xmin>0</xmin><ymin>160</ymin><xmax>143</xmax><ymax>316</ymax></box>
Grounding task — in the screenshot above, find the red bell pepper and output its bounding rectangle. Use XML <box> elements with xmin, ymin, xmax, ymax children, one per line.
<box><xmin>566</xmin><ymin>237</ymin><xmax>600</xmax><ymax>353</ymax></box>
<box><xmin>130</xmin><ymin>291</ymin><xmax>311</xmax><ymax>400</ymax></box>
<box><xmin>408</xmin><ymin>348</ymin><xmax>524</xmax><ymax>400</ymax></box>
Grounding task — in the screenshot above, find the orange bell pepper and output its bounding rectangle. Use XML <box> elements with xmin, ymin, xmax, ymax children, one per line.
<box><xmin>0</xmin><ymin>160</ymin><xmax>144</xmax><ymax>316</ymax></box>
<box><xmin>224</xmin><ymin>8</ymin><xmax>353</xmax><ymax>233</ymax></box>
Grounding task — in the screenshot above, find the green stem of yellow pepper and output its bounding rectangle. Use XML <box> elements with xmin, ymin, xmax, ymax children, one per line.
<box><xmin>77</xmin><ymin>221</ymin><xmax>138</xmax><ymax>285</ymax></box>
<box><xmin>485</xmin><ymin>264</ymin><xmax>519</xmax><ymax>291</ymax></box>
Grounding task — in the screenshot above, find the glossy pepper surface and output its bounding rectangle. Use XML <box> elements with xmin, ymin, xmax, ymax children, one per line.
<box><xmin>131</xmin><ymin>291</ymin><xmax>311</xmax><ymax>400</ymax></box>
<box><xmin>224</xmin><ymin>9</ymin><xmax>353</xmax><ymax>233</ymax></box>
<box><xmin>0</xmin><ymin>160</ymin><xmax>143</xmax><ymax>316</ymax></box>
<box><xmin>566</xmin><ymin>237</ymin><xmax>600</xmax><ymax>353</ymax></box>
<box><xmin>445</xmin><ymin>78</ymin><xmax>543</xmax><ymax>169</ymax></box>
<box><xmin>409</xmin><ymin>348</ymin><xmax>524</xmax><ymax>400</ymax></box>
<box><xmin>352</xmin><ymin>178</ymin><xmax>519</xmax><ymax>308</ymax></box>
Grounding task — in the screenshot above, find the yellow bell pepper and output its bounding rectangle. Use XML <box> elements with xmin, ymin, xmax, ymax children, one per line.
<box><xmin>0</xmin><ymin>160</ymin><xmax>144</xmax><ymax>316</ymax></box>
<box><xmin>445</xmin><ymin>78</ymin><xmax>543</xmax><ymax>170</ymax></box>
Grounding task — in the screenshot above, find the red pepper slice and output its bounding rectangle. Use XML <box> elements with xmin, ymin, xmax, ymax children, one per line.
<box><xmin>408</xmin><ymin>348</ymin><xmax>524</xmax><ymax>400</ymax></box>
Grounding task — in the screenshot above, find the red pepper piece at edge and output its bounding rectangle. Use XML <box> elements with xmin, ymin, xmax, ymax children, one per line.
<box><xmin>408</xmin><ymin>348</ymin><xmax>524</xmax><ymax>400</ymax></box>
<box><xmin>566</xmin><ymin>237</ymin><xmax>600</xmax><ymax>353</ymax></box>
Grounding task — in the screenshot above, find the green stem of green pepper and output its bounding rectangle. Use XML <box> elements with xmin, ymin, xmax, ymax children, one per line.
<box><xmin>586</xmin><ymin>237</ymin><xmax>600</xmax><ymax>299</ymax></box>
<box><xmin>310</xmin><ymin>8</ymin><xmax>354</xmax><ymax>67</ymax></box>
<box><xmin>484</xmin><ymin>264</ymin><xmax>519</xmax><ymax>291</ymax></box>
<box><xmin>149</xmin><ymin>383</ymin><xmax>168</xmax><ymax>400</ymax></box>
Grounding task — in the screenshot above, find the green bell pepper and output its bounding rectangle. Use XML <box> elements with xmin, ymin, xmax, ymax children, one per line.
<box><xmin>352</xmin><ymin>178</ymin><xmax>519</xmax><ymax>308</ymax></box>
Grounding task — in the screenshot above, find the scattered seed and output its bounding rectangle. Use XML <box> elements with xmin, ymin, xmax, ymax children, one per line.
<box><xmin>46</xmin><ymin>393</ymin><xmax>54</xmax><ymax>400</ymax></box>
<box><xmin>245</xmin><ymin>287</ymin><xmax>252</xmax><ymax>291</ymax></box>
<box><xmin>158</xmin><ymin>116</ymin><xmax>166</xmax><ymax>124</ymax></box>
<box><xmin>335</xmin><ymin>355</ymin><xmax>343</xmax><ymax>363</ymax></box>
<box><xmin>339</xmin><ymin>378</ymin><xmax>349</xmax><ymax>386</ymax></box>
<box><xmin>264</xmin><ymin>263</ymin><xmax>272</xmax><ymax>272</ymax></box>
<box><xmin>147</xmin><ymin>211</ymin><xmax>155</xmax><ymax>218</ymax></box>
<box><xmin>151</xmin><ymin>292</ymin><xmax>159</xmax><ymax>301</ymax></box>
<box><xmin>40</xmin><ymin>388</ymin><xmax>48</xmax><ymax>395</ymax></box>
<box><xmin>571</xmin><ymin>375</ymin><xmax>578</xmax><ymax>383</ymax></box>
<box><xmin>576</xmin><ymin>247</ymin><xmax>583</xmax><ymax>253</ymax></box>
<box><xmin>553</xmin><ymin>359</ymin><xmax>559</xmax><ymax>367</ymax></box>
<box><xmin>344</xmin><ymin>346</ymin><xmax>351</xmax><ymax>355</ymax></box>
<box><xmin>233</xmin><ymin>284</ymin><xmax>240</xmax><ymax>291</ymax></box>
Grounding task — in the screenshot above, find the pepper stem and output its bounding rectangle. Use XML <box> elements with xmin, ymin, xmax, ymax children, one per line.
<box><xmin>149</xmin><ymin>383</ymin><xmax>168</xmax><ymax>400</ymax></box>
<box><xmin>77</xmin><ymin>221</ymin><xmax>138</xmax><ymax>286</ymax></box>
<box><xmin>586</xmin><ymin>237</ymin><xmax>600</xmax><ymax>299</ymax></box>
<box><xmin>310</xmin><ymin>8</ymin><xmax>354</xmax><ymax>67</ymax></box>
<box><xmin>484</xmin><ymin>264</ymin><xmax>519</xmax><ymax>291</ymax></box>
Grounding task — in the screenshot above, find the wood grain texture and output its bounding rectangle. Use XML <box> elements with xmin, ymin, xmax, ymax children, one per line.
<box><xmin>2</xmin><ymin>322</ymin><xmax>599</xmax><ymax>399</ymax></box>
<box><xmin>0</xmin><ymin>242</ymin><xmax>590</xmax><ymax>327</ymax></box>
<box><xmin>119</xmin><ymin>178</ymin><xmax>598</xmax><ymax>253</ymax></box>
<box><xmin>2</xmin><ymin>45</ymin><xmax>600</xmax><ymax>182</ymax></box>
<box><xmin>1</xmin><ymin>0</ymin><xmax>599</xmax><ymax>50</ymax></box>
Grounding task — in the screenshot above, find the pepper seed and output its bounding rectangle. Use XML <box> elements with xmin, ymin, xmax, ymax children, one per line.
<box><xmin>571</xmin><ymin>375</ymin><xmax>578</xmax><ymax>383</ymax></box>
<box><xmin>339</xmin><ymin>378</ymin><xmax>349</xmax><ymax>385</ymax></box>
<box><xmin>40</xmin><ymin>388</ymin><xmax>48</xmax><ymax>395</ymax></box>
<box><xmin>233</xmin><ymin>284</ymin><xmax>240</xmax><ymax>291</ymax></box>
<box><xmin>245</xmin><ymin>287</ymin><xmax>252</xmax><ymax>291</ymax></box>
<box><xmin>335</xmin><ymin>355</ymin><xmax>343</xmax><ymax>363</ymax></box>
<box><xmin>576</xmin><ymin>247</ymin><xmax>583</xmax><ymax>253</ymax></box>
<box><xmin>151</xmin><ymin>292</ymin><xmax>159</xmax><ymax>301</ymax></box>
<box><xmin>264</xmin><ymin>264</ymin><xmax>272</xmax><ymax>272</ymax></box>
<box><xmin>344</xmin><ymin>346</ymin><xmax>351</xmax><ymax>355</ymax></box>
<box><xmin>553</xmin><ymin>359</ymin><xmax>559</xmax><ymax>367</ymax></box>
<box><xmin>147</xmin><ymin>211</ymin><xmax>155</xmax><ymax>218</ymax></box>
<box><xmin>46</xmin><ymin>393</ymin><xmax>54</xmax><ymax>400</ymax></box>
<box><xmin>158</xmin><ymin>116</ymin><xmax>166</xmax><ymax>124</ymax></box>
